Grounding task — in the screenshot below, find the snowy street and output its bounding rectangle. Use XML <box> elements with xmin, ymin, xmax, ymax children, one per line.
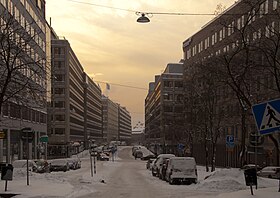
<box><xmin>1</xmin><ymin>146</ymin><xmax>279</xmax><ymax>198</ymax></box>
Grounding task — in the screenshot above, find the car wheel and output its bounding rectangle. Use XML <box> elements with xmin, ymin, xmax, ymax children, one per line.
<box><xmin>169</xmin><ymin>176</ymin><xmax>174</xmax><ymax>185</ymax></box>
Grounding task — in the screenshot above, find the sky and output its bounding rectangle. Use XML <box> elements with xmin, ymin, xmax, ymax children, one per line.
<box><xmin>46</xmin><ymin>0</ymin><xmax>236</xmax><ymax>126</ymax></box>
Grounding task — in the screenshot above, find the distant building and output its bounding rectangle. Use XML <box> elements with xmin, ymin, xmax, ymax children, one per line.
<box><xmin>118</xmin><ymin>105</ymin><xmax>132</xmax><ymax>142</ymax></box>
<box><xmin>102</xmin><ymin>96</ymin><xmax>119</xmax><ymax>143</ymax></box>
<box><xmin>48</xmin><ymin>38</ymin><xmax>102</xmax><ymax>157</ymax></box>
<box><xmin>145</xmin><ymin>62</ymin><xmax>184</xmax><ymax>155</ymax></box>
<box><xmin>131</xmin><ymin>122</ymin><xmax>145</xmax><ymax>145</ymax></box>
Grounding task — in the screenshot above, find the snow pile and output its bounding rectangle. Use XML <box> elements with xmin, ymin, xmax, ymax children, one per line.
<box><xmin>197</xmin><ymin>168</ymin><xmax>245</xmax><ymax>192</ymax></box>
<box><xmin>196</xmin><ymin>168</ymin><xmax>279</xmax><ymax>192</ymax></box>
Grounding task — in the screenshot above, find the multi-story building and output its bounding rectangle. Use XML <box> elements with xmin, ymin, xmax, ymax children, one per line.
<box><xmin>118</xmin><ymin>105</ymin><xmax>132</xmax><ymax>142</ymax></box>
<box><xmin>83</xmin><ymin>74</ymin><xmax>102</xmax><ymax>146</ymax></box>
<box><xmin>48</xmin><ymin>38</ymin><xmax>102</xmax><ymax>157</ymax></box>
<box><xmin>145</xmin><ymin>63</ymin><xmax>184</xmax><ymax>155</ymax></box>
<box><xmin>0</xmin><ymin>0</ymin><xmax>47</xmax><ymax>162</ymax></box>
<box><xmin>102</xmin><ymin>96</ymin><xmax>119</xmax><ymax>143</ymax></box>
<box><xmin>182</xmin><ymin>0</ymin><xmax>280</xmax><ymax>167</ymax></box>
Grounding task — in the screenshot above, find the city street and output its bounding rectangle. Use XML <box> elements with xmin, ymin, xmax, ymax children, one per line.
<box><xmin>81</xmin><ymin>147</ymin><xmax>217</xmax><ymax>198</ymax></box>
<box><xmin>3</xmin><ymin>146</ymin><xmax>279</xmax><ymax>198</ymax></box>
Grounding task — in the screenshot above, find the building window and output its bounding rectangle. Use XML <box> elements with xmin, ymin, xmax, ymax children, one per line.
<box><xmin>241</xmin><ymin>15</ymin><xmax>245</xmax><ymax>28</ymax></box>
<box><xmin>54</xmin><ymin>128</ymin><xmax>65</xmax><ymax>135</ymax></box>
<box><xmin>273</xmin><ymin>0</ymin><xmax>278</xmax><ymax>10</ymax></box>
<box><xmin>164</xmin><ymin>81</ymin><xmax>172</xmax><ymax>88</ymax></box>
<box><xmin>54</xmin><ymin>88</ymin><xmax>64</xmax><ymax>94</ymax></box>
<box><xmin>264</xmin><ymin>0</ymin><xmax>268</xmax><ymax>14</ymax></box>
<box><xmin>10</xmin><ymin>103</ymin><xmax>21</xmax><ymax>119</ymax></box>
<box><xmin>2</xmin><ymin>103</ymin><xmax>9</xmax><ymax>116</ymax></box>
<box><xmin>174</xmin><ymin>81</ymin><xmax>183</xmax><ymax>88</ymax></box>
<box><xmin>55</xmin><ymin>114</ymin><xmax>65</xmax><ymax>121</ymax></box>
<box><xmin>271</xmin><ymin>22</ymin><xmax>275</xmax><ymax>36</ymax></box>
<box><xmin>54</xmin><ymin>74</ymin><xmax>65</xmax><ymax>82</ymax></box>
<box><xmin>53</xmin><ymin>47</ymin><xmax>65</xmax><ymax>55</ymax></box>
<box><xmin>265</xmin><ymin>25</ymin><xmax>270</xmax><ymax>37</ymax></box>
<box><xmin>237</xmin><ymin>18</ymin><xmax>241</xmax><ymax>29</ymax></box>
<box><xmin>252</xmin><ymin>9</ymin><xmax>256</xmax><ymax>21</ymax></box>
<box><xmin>54</xmin><ymin>101</ymin><xmax>65</xmax><ymax>108</ymax></box>
<box><xmin>260</xmin><ymin>2</ymin><xmax>264</xmax><ymax>17</ymax></box>
<box><xmin>36</xmin><ymin>0</ymin><xmax>42</xmax><ymax>9</ymax></box>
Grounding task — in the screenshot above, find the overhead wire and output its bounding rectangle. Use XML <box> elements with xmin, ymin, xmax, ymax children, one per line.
<box><xmin>94</xmin><ymin>80</ymin><xmax>148</xmax><ymax>91</ymax></box>
<box><xmin>66</xmin><ymin>0</ymin><xmax>217</xmax><ymax>16</ymax></box>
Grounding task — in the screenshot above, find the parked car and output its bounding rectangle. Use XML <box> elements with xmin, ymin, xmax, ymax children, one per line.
<box><xmin>132</xmin><ymin>146</ymin><xmax>141</xmax><ymax>156</ymax></box>
<box><xmin>33</xmin><ymin>159</ymin><xmax>51</xmax><ymax>173</ymax></box>
<box><xmin>99</xmin><ymin>153</ymin><xmax>110</xmax><ymax>161</ymax></box>
<box><xmin>67</xmin><ymin>156</ymin><xmax>81</xmax><ymax>170</ymax></box>
<box><xmin>257</xmin><ymin>166</ymin><xmax>280</xmax><ymax>179</ymax></box>
<box><xmin>151</xmin><ymin>154</ymin><xmax>175</xmax><ymax>177</ymax></box>
<box><xmin>146</xmin><ymin>158</ymin><xmax>156</xmax><ymax>170</ymax></box>
<box><xmin>159</xmin><ymin>158</ymin><xmax>169</xmax><ymax>180</ymax></box>
<box><xmin>13</xmin><ymin>160</ymin><xmax>35</xmax><ymax>171</ymax></box>
<box><xmin>134</xmin><ymin>150</ymin><xmax>143</xmax><ymax>159</ymax></box>
<box><xmin>49</xmin><ymin>159</ymin><xmax>69</xmax><ymax>172</ymax></box>
<box><xmin>165</xmin><ymin>157</ymin><xmax>198</xmax><ymax>185</ymax></box>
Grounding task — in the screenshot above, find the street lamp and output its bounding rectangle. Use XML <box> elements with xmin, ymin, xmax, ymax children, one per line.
<box><xmin>136</xmin><ymin>13</ymin><xmax>150</xmax><ymax>23</ymax></box>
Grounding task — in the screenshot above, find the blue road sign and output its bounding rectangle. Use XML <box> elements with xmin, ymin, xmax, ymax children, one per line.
<box><xmin>177</xmin><ymin>143</ymin><xmax>185</xmax><ymax>151</ymax></box>
<box><xmin>226</xmin><ymin>135</ymin><xmax>234</xmax><ymax>148</ymax></box>
<box><xmin>252</xmin><ymin>99</ymin><xmax>280</xmax><ymax>135</ymax></box>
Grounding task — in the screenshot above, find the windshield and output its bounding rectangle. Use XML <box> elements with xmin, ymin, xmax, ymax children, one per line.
<box><xmin>172</xmin><ymin>159</ymin><xmax>195</xmax><ymax>169</ymax></box>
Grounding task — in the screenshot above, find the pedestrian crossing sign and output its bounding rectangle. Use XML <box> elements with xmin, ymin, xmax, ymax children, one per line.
<box><xmin>252</xmin><ymin>99</ymin><xmax>280</xmax><ymax>135</ymax></box>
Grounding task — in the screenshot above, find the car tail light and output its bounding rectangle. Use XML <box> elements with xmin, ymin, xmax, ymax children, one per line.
<box><xmin>195</xmin><ymin>169</ymin><xmax>198</xmax><ymax>176</ymax></box>
<box><xmin>170</xmin><ymin>169</ymin><xmax>173</xmax><ymax>175</ymax></box>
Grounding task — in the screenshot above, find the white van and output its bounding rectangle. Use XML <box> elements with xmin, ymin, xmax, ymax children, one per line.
<box><xmin>165</xmin><ymin>157</ymin><xmax>197</xmax><ymax>184</ymax></box>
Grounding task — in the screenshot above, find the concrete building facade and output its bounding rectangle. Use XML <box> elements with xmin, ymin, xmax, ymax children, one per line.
<box><xmin>145</xmin><ymin>63</ymin><xmax>184</xmax><ymax>155</ymax></box>
<box><xmin>0</xmin><ymin>0</ymin><xmax>47</xmax><ymax>162</ymax></box>
<box><xmin>48</xmin><ymin>38</ymin><xmax>102</xmax><ymax>157</ymax></box>
<box><xmin>118</xmin><ymin>105</ymin><xmax>132</xmax><ymax>142</ymax></box>
<box><xmin>102</xmin><ymin>96</ymin><xmax>119</xmax><ymax>143</ymax></box>
<box><xmin>182</xmin><ymin>0</ymin><xmax>280</xmax><ymax>167</ymax></box>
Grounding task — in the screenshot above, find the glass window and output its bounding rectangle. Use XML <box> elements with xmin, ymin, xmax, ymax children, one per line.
<box><xmin>55</xmin><ymin>114</ymin><xmax>65</xmax><ymax>121</ymax></box>
<box><xmin>54</xmin><ymin>88</ymin><xmax>64</xmax><ymax>94</ymax></box>
<box><xmin>2</xmin><ymin>102</ymin><xmax>9</xmax><ymax>116</ymax></box>
<box><xmin>273</xmin><ymin>0</ymin><xmax>278</xmax><ymax>10</ymax></box>
<box><xmin>54</xmin><ymin>128</ymin><xmax>65</xmax><ymax>135</ymax></box>
<box><xmin>54</xmin><ymin>101</ymin><xmax>65</xmax><ymax>108</ymax></box>
<box><xmin>54</xmin><ymin>74</ymin><xmax>65</xmax><ymax>82</ymax></box>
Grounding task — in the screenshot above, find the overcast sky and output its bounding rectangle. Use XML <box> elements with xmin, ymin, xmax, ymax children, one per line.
<box><xmin>46</xmin><ymin>0</ymin><xmax>236</xmax><ymax>126</ymax></box>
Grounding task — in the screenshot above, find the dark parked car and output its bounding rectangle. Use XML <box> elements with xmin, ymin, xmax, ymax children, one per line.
<box><xmin>33</xmin><ymin>159</ymin><xmax>51</xmax><ymax>173</ymax></box>
<box><xmin>134</xmin><ymin>150</ymin><xmax>143</xmax><ymax>159</ymax></box>
<box><xmin>146</xmin><ymin>158</ymin><xmax>155</xmax><ymax>170</ymax></box>
<box><xmin>49</xmin><ymin>159</ymin><xmax>69</xmax><ymax>172</ymax></box>
<box><xmin>159</xmin><ymin>158</ymin><xmax>169</xmax><ymax>180</ymax></box>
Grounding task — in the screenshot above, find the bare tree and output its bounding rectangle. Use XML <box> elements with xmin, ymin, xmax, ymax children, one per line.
<box><xmin>184</xmin><ymin>60</ymin><xmax>225</xmax><ymax>171</ymax></box>
<box><xmin>0</xmin><ymin>10</ymin><xmax>48</xmax><ymax>122</ymax></box>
